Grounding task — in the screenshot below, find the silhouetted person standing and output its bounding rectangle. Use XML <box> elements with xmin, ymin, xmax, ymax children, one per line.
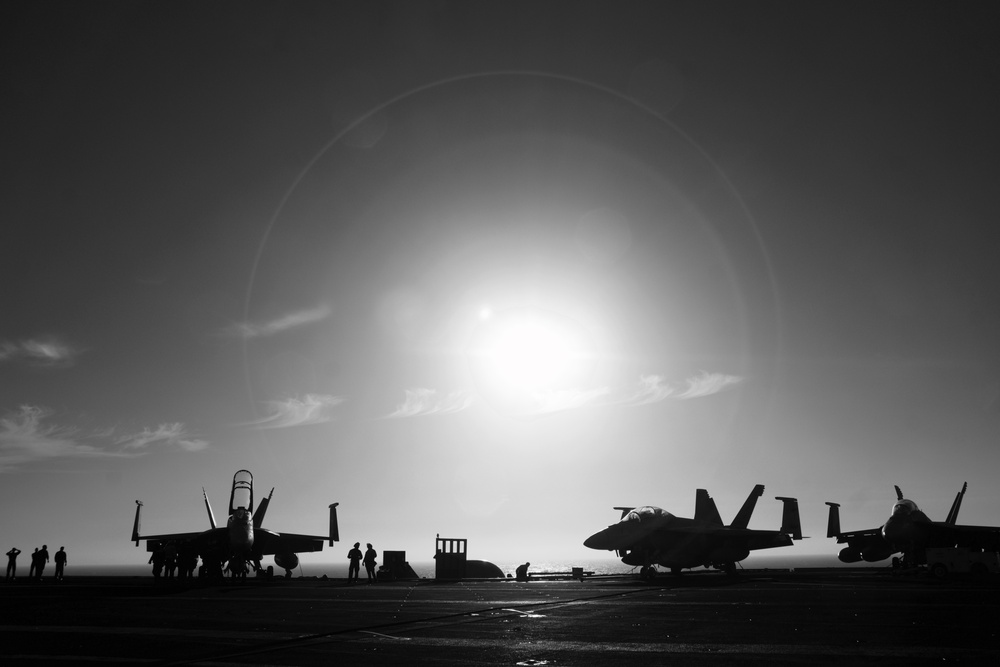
<box><xmin>28</xmin><ymin>548</ymin><xmax>39</xmax><ymax>579</ymax></box>
<box><xmin>163</xmin><ymin>541</ymin><xmax>177</xmax><ymax>578</ymax></box>
<box><xmin>515</xmin><ymin>562</ymin><xmax>530</xmax><ymax>581</ymax></box>
<box><xmin>347</xmin><ymin>542</ymin><xmax>362</xmax><ymax>582</ymax></box>
<box><xmin>6</xmin><ymin>547</ymin><xmax>21</xmax><ymax>580</ymax></box>
<box><xmin>178</xmin><ymin>545</ymin><xmax>197</xmax><ymax>579</ymax></box>
<box><xmin>34</xmin><ymin>545</ymin><xmax>49</xmax><ymax>581</ymax></box>
<box><xmin>149</xmin><ymin>547</ymin><xmax>165</xmax><ymax>578</ymax></box>
<box><xmin>53</xmin><ymin>546</ymin><xmax>67</xmax><ymax>581</ymax></box>
<box><xmin>363</xmin><ymin>543</ymin><xmax>377</xmax><ymax>583</ymax></box>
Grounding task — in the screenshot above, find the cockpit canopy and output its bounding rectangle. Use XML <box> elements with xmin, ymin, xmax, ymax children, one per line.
<box><xmin>891</xmin><ymin>499</ymin><xmax>918</xmax><ymax>516</ymax></box>
<box><xmin>622</xmin><ymin>506</ymin><xmax>674</xmax><ymax>523</ymax></box>
<box><xmin>230</xmin><ymin>469</ymin><xmax>253</xmax><ymax>515</ymax></box>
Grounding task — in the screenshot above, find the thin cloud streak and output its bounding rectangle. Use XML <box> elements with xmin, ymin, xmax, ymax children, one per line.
<box><xmin>619</xmin><ymin>372</ymin><xmax>742</xmax><ymax>406</ymax></box>
<box><xmin>623</xmin><ymin>374</ymin><xmax>675</xmax><ymax>406</ymax></box>
<box><xmin>224</xmin><ymin>305</ymin><xmax>332</xmax><ymax>339</ymax></box>
<box><xmin>116</xmin><ymin>423</ymin><xmax>209</xmax><ymax>452</ymax></box>
<box><xmin>0</xmin><ymin>338</ymin><xmax>80</xmax><ymax>366</ymax></box>
<box><xmin>245</xmin><ymin>394</ymin><xmax>344</xmax><ymax>429</ymax></box>
<box><xmin>677</xmin><ymin>371</ymin><xmax>743</xmax><ymax>398</ymax></box>
<box><xmin>386</xmin><ymin>388</ymin><xmax>475</xmax><ymax>418</ymax></box>
<box><xmin>0</xmin><ymin>405</ymin><xmax>140</xmax><ymax>472</ymax></box>
<box><xmin>515</xmin><ymin>371</ymin><xmax>743</xmax><ymax>415</ymax></box>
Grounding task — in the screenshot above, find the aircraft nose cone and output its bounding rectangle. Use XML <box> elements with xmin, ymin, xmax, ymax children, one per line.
<box><xmin>585</xmin><ymin>522</ymin><xmax>637</xmax><ymax>550</ymax></box>
<box><xmin>881</xmin><ymin>515</ymin><xmax>910</xmax><ymax>544</ymax></box>
<box><xmin>584</xmin><ymin>528</ymin><xmax>614</xmax><ymax>550</ymax></box>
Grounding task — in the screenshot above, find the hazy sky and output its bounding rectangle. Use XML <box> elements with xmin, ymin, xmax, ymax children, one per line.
<box><xmin>3</xmin><ymin>1</ymin><xmax>1000</xmax><ymax>570</ymax></box>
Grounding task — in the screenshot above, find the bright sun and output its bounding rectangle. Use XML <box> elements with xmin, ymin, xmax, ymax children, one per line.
<box><xmin>489</xmin><ymin>320</ymin><xmax>575</xmax><ymax>391</ymax></box>
<box><xmin>468</xmin><ymin>306</ymin><xmax>595</xmax><ymax>402</ymax></box>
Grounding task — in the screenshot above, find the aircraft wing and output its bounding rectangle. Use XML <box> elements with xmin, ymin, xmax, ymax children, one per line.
<box><xmin>925</xmin><ymin>522</ymin><xmax>1000</xmax><ymax>550</ymax></box>
<box><xmin>253</xmin><ymin>529</ymin><xmax>327</xmax><ymax>555</ymax></box>
<box><xmin>136</xmin><ymin>531</ymin><xmax>207</xmax><ymax>544</ymax></box>
<box><xmin>825</xmin><ymin>502</ymin><xmax>882</xmax><ymax>544</ymax></box>
<box><xmin>630</xmin><ymin>524</ymin><xmax>795</xmax><ymax>548</ymax></box>
<box><xmin>827</xmin><ymin>525</ymin><xmax>895</xmax><ymax>563</ymax></box>
<box><xmin>831</xmin><ymin>527</ymin><xmax>881</xmax><ymax>544</ymax></box>
<box><xmin>132</xmin><ymin>499</ymin><xmax>228</xmax><ymax>553</ymax></box>
<box><xmin>136</xmin><ymin>528</ymin><xmax>229</xmax><ymax>555</ymax></box>
<box><xmin>723</xmin><ymin>527</ymin><xmax>796</xmax><ymax>549</ymax></box>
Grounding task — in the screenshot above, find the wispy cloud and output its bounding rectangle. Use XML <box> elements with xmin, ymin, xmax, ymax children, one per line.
<box><xmin>619</xmin><ymin>372</ymin><xmax>743</xmax><ymax>406</ymax></box>
<box><xmin>116</xmin><ymin>423</ymin><xmax>209</xmax><ymax>452</ymax></box>
<box><xmin>244</xmin><ymin>394</ymin><xmax>344</xmax><ymax>429</ymax></box>
<box><xmin>0</xmin><ymin>338</ymin><xmax>80</xmax><ymax>366</ymax></box>
<box><xmin>223</xmin><ymin>305</ymin><xmax>331</xmax><ymax>339</ymax></box>
<box><xmin>676</xmin><ymin>371</ymin><xmax>743</xmax><ymax>398</ymax></box>
<box><xmin>0</xmin><ymin>405</ymin><xmax>139</xmax><ymax>472</ymax></box>
<box><xmin>622</xmin><ymin>374</ymin><xmax>675</xmax><ymax>406</ymax></box>
<box><xmin>386</xmin><ymin>388</ymin><xmax>475</xmax><ymax>418</ymax></box>
<box><xmin>504</xmin><ymin>371</ymin><xmax>743</xmax><ymax>416</ymax></box>
<box><xmin>395</xmin><ymin>373</ymin><xmax>742</xmax><ymax>419</ymax></box>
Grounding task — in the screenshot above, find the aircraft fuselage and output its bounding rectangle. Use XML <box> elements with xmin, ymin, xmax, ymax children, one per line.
<box><xmin>227</xmin><ymin>508</ymin><xmax>254</xmax><ymax>559</ymax></box>
<box><xmin>826</xmin><ymin>484</ymin><xmax>998</xmax><ymax>566</ymax></box>
<box><xmin>585</xmin><ymin>494</ymin><xmax>800</xmax><ymax>574</ymax></box>
<box><xmin>880</xmin><ymin>500</ymin><xmax>931</xmax><ymax>547</ymax></box>
<box><xmin>616</xmin><ymin>533</ymin><xmax>755</xmax><ymax>570</ymax></box>
<box><xmin>131</xmin><ymin>469</ymin><xmax>339</xmax><ymax>577</ymax></box>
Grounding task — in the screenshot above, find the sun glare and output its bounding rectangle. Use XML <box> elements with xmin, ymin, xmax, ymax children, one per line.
<box><xmin>490</xmin><ymin>321</ymin><xmax>575</xmax><ymax>391</ymax></box>
<box><xmin>468</xmin><ymin>306</ymin><xmax>595</xmax><ymax>407</ymax></box>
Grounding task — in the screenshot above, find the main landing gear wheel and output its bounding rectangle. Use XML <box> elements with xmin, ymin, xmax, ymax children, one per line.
<box><xmin>640</xmin><ymin>566</ymin><xmax>657</xmax><ymax>580</ymax></box>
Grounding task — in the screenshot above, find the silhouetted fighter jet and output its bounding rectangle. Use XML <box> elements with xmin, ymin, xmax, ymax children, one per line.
<box><xmin>584</xmin><ymin>484</ymin><xmax>802</xmax><ymax>577</ymax></box>
<box><xmin>826</xmin><ymin>483</ymin><xmax>1000</xmax><ymax>567</ymax></box>
<box><xmin>132</xmin><ymin>469</ymin><xmax>338</xmax><ymax>577</ymax></box>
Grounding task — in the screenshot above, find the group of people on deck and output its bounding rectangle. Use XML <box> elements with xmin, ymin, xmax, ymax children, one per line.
<box><xmin>347</xmin><ymin>542</ymin><xmax>378</xmax><ymax>583</ymax></box>
<box><xmin>6</xmin><ymin>545</ymin><xmax>68</xmax><ymax>581</ymax></box>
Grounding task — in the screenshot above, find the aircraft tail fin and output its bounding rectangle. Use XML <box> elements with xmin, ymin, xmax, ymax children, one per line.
<box><xmin>894</xmin><ymin>485</ymin><xmax>904</xmax><ymax>501</ymax></box>
<box><xmin>825</xmin><ymin>502</ymin><xmax>841</xmax><ymax>538</ymax></box>
<box><xmin>775</xmin><ymin>496</ymin><xmax>802</xmax><ymax>540</ymax></box>
<box><xmin>132</xmin><ymin>500</ymin><xmax>143</xmax><ymax>546</ymax></box>
<box><xmin>945</xmin><ymin>482</ymin><xmax>967</xmax><ymax>525</ymax></box>
<box><xmin>329</xmin><ymin>503</ymin><xmax>340</xmax><ymax>546</ymax></box>
<box><xmin>730</xmin><ymin>484</ymin><xmax>764</xmax><ymax>528</ymax></box>
<box><xmin>203</xmin><ymin>488</ymin><xmax>217</xmax><ymax>529</ymax></box>
<box><xmin>253</xmin><ymin>488</ymin><xmax>273</xmax><ymax>529</ymax></box>
<box><xmin>695</xmin><ymin>489</ymin><xmax>724</xmax><ymax>526</ymax></box>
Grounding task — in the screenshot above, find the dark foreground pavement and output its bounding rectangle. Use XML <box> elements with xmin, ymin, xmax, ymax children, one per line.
<box><xmin>2</xmin><ymin>569</ymin><xmax>998</xmax><ymax>665</ymax></box>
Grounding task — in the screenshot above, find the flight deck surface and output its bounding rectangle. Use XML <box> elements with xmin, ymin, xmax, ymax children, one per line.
<box><xmin>2</xmin><ymin>569</ymin><xmax>997</xmax><ymax>665</ymax></box>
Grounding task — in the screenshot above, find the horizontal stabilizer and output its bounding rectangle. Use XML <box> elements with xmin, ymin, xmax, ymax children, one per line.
<box><xmin>775</xmin><ymin>496</ymin><xmax>802</xmax><ymax>540</ymax></box>
<box><xmin>825</xmin><ymin>502</ymin><xmax>841</xmax><ymax>538</ymax></box>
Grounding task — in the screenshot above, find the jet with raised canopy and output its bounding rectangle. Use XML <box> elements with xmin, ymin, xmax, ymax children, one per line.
<box><xmin>131</xmin><ymin>469</ymin><xmax>339</xmax><ymax>577</ymax></box>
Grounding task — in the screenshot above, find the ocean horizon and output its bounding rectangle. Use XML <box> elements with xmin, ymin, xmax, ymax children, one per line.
<box><xmin>60</xmin><ymin>554</ymin><xmax>878</xmax><ymax>579</ymax></box>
